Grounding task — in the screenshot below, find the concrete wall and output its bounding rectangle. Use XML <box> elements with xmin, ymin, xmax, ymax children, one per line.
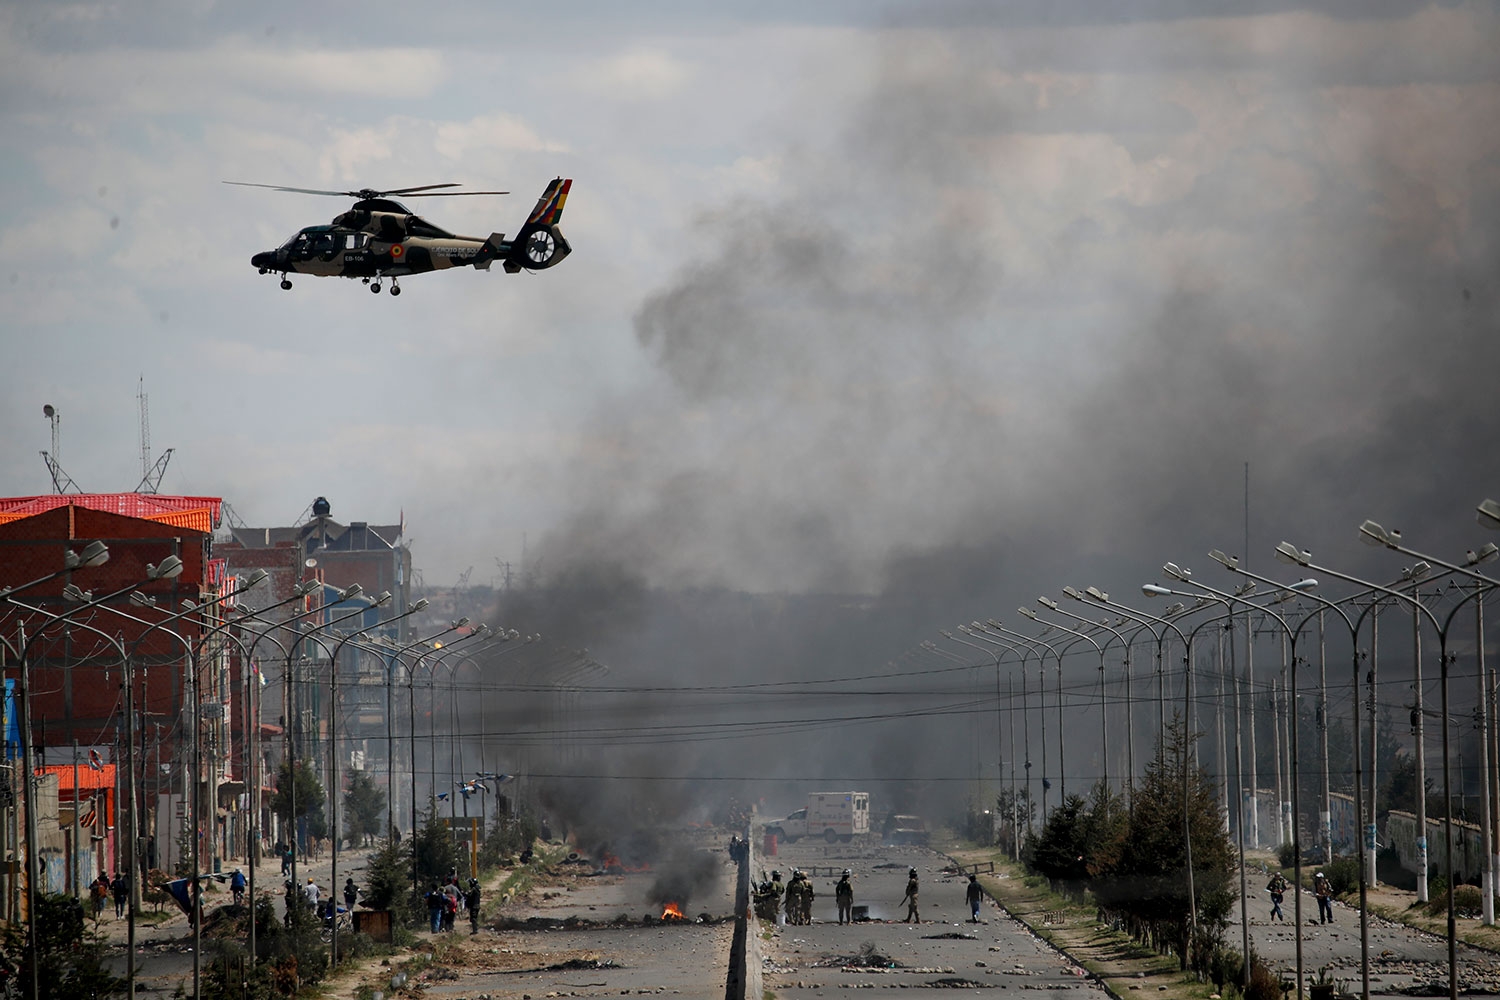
<box><xmin>1386</xmin><ymin>810</ymin><xmax>1486</xmax><ymax>882</ymax></box>
<box><xmin>723</xmin><ymin>827</ymin><xmax>762</xmax><ymax>1000</ymax></box>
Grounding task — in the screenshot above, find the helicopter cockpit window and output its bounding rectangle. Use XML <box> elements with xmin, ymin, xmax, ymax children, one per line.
<box><xmin>310</xmin><ymin>232</ymin><xmax>338</xmax><ymax>253</ymax></box>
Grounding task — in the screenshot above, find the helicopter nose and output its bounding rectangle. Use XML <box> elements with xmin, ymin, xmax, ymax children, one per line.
<box><xmin>251</xmin><ymin>251</ymin><xmax>277</xmax><ymax>271</ymax></box>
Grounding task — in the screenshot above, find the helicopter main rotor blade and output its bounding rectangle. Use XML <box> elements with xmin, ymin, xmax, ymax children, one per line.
<box><xmin>379</xmin><ymin>183</ymin><xmax>464</xmax><ymax>195</ymax></box>
<box><xmin>224</xmin><ymin>180</ymin><xmax>510</xmax><ymax>198</ymax></box>
<box><xmin>222</xmin><ymin>181</ymin><xmax>359</xmax><ymax>196</ymax></box>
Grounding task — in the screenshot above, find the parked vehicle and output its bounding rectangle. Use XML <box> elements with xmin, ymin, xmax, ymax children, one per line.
<box><xmin>764</xmin><ymin>791</ymin><xmax>871</xmax><ymax>844</ymax></box>
<box><xmin>883</xmin><ymin>814</ymin><xmax>930</xmax><ymax>845</ymax></box>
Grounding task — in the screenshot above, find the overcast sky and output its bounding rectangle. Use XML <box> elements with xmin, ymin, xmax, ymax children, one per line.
<box><xmin>2</xmin><ymin>0</ymin><xmax>1497</xmax><ymax>600</ymax></box>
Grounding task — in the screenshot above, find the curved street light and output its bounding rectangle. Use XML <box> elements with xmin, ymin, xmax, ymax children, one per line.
<box><xmin>979</xmin><ymin>621</ymin><xmax>1062</xmax><ymax>820</ymax></box>
<box><xmin>941</xmin><ymin>628</ymin><xmax>1025</xmax><ymax>858</ymax></box>
<box><xmin>92</xmin><ymin>568</ymin><xmax>267</xmax><ymax>1000</ymax></box>
<box><xmin>1145</xmin><ymin>571</ymin><xmax>1312</xmax><ymax>997</ymax></box>
<box><xmin>13</xmin><ymin>554</ymin><xmax>183</xmax><ymax>1000</ymax></box>
<box><xmin>1019</xmin><ymin>606</ymin><xmax>1110</xmax><ymax>802</ymax></box>
<box><xmin>961</xmin><ymin>624</ymin><xmax>1040</xmax><ymax>839</ymax></box>
<box><xmin>1359</xmin><ymin>517</ymin><xmax>1500</xmax><ymax>923</ymax></box>
<box><xmin>0</xmin><ymin>539</ymin><xmax>110</xmax><ymax>601</ymax></box>
<box><xmin>1039</xmin><ymin>601</ymin><xmax>1137</xmax><ymax>806</ymax></box>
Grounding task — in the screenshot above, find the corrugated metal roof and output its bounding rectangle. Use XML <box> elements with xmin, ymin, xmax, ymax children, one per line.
<box><xmin>0</xmin><ymin>494</ymin><xmax>221</xmax><ymax>533</ymax></box>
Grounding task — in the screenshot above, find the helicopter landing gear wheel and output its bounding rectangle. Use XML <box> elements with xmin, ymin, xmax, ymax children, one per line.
<box><xmin>361</xmin><ymin>277</ymin><xmax>371</xmax><ymax>285</ymax></box>
<box><xmin>389</xmin><ymin>279</ymin><xmax>401</xmax><ymax>296</ymax></box>
<box><xmin>280</xmin><ymin>278</ymin><xmax>292</xmax><ymax>290</ymax></box>
<box><xmin>370</xmin><ymin>282</ymin><xmax>382</xmax><ymax>294</ymax></box>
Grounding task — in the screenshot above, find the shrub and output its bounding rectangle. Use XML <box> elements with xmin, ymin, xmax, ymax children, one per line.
<box><xmin>1246</xmin><ymin>954</ymin><xmax>1284</xmax><ymax>1000</ymax></box>
<box><xmin>1321</xmin><ymin>856</ymin><xmax>1360</xmax><ymax>897</ymax></box>
<box><xmin>1277</xmin><ymin>843</ymin><xmax>1297</xmax><ymax>869</ymax></box>
<box><xmin>478</xmin><ymin>807</ymin><xmax>539</xmax><ymax>869</ymax></box>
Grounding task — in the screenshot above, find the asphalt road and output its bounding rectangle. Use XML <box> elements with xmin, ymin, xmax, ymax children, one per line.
<box><xmin>1231</xmin><ymin>876</ymin><xmax>1500</xmax><ymax>996</ymax></box>
<box><xmin>91</xmin><ymin>838</ymin><xmax>1500</xmax><ymax>998</ymax></box>
<box><xmin>758</xmin><ymin>840</ymin><xmax>1111</xmax><ymax>998</ymax></box>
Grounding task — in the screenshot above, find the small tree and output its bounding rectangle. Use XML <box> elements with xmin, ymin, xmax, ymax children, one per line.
<box><xmin>1031</xmin><ymin>794</ymin><xmax>1091</xmax><ymax>892</ymax></box>
<box><xmin>0</xmin><ymin>894</ymin><xmax>128</xmax><ymax>998</ymax></box>
<box><xmin>342</xmin><ymin>770</ymin><xmax>386</xmax><ymax>848</ymax></box>
<box><xmin>412</xmin><ymin>798</ymin><xmax>461</xmax><ymax>889</ymax></box>
<box><xmin>360</xmin><ymin>835</ymin><xmax>425</xmax><ymax>927</ymax></box>
<box><xmin>1094</xmin><ymin>717</ymin><xmax>1234</xmax><ymax>972</ymax></box>
<box><xmin>478</xmin><ymin>806</ymin><xmax>539</xmax><ymax>869</ymax></box>
<box><xmin>270</xmin><ymin>759</ymin><xmax>327</xmax><ymax>850</ymax></box>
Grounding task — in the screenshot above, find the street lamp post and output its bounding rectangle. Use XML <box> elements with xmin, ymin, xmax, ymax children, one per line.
<box><xmin>14</xmin><ymin>554</ymin><xmax>183</xmax><ymax>1000</ymax></box>
<box><xmin>322</xmin><ymin>597</ymin><xmax>426</xmax><ymax>970</ymax></box>
<box><xmin>1358</xmin><ymin>518</ymin><xmax>1500</xmax><ymax>923</ymax></box>
<box><xmin>966</xmin><ymin>620</ymin><xmax>1038</xmax><ymax>839</ymax></box>
<box><xmin>954</xmin><ymin>626</ymin><xmax>1026</xmax><ymax>851</ymax></box>
<box><xmin>1148</xmin><ymin>570</ymin><xmax>1315</xmax><ymax>996</ymax></box>
<box><xmin>942</xmin><ymin>628</ymin><xmax>1024</xmax><ymax>856</ymax></box>
<box><xmin>1217</xmin><ymin>538</ymin><xmax>1495</xmax><ymax>1000</ymax></box>
<box><xmin>1037</xmin><ymin>602</ymin><xmax>1134</xmax><ymax>805</ymax></box>
<box><xmin>94</xmin><ymin>569</ymin><xmax>267</xmax><ymax>1000</ymax></box>
<box><xmin>1020</xmin><ymin>607</ymin><xmax>1109</xmax><ymax>799</ymax></box>
<box><xmin>978</xmin><ymin>622</ymin><xmax>1062</xmax><ymax>818</ymax></box>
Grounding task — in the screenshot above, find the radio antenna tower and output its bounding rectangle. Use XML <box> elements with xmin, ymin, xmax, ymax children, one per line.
<box><xmin>40</xmin><ymin>403</ymin><xmax>82</xmax><ymax>494</ymax></box>
<box><xmin>135</xmin><ymin>376</ymin><xmax>174</xmax><ymax>494</ymax></box>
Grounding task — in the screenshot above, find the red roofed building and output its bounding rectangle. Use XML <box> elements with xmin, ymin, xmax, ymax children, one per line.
<box><xmin>0</xmin><ymin>494</ymin><xmax>241</xmax><ymax>895</ymax></box>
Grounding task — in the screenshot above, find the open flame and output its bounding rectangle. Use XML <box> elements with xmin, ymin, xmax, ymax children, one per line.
<box><xmin>661</xmin><ymin>901</ymin><xmax>684</xmax><ymax>921</ymax></box>
<box><xmin>602</xmin><ymin>852</ymin><xmax>652</xmax><ymax>874</ymax></box>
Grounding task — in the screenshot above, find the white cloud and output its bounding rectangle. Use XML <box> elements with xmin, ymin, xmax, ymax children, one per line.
<box><xmin>575</xmin><ymin>47</ymin><xmax>693</xmax><ymax>101</ymax></box>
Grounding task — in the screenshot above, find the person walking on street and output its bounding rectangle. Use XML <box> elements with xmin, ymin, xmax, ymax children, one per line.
<box><xmin>1266</xmin><ymin>872</ymin><xmax>1288</xmax><ymax>922</ymax></box>
<box><xmin>466</xmin><ymin>877</ymin><xmax>482</xmax><ymax>934</ymax></box>
<box><xmin>783</xmin><ymin>871</ymin><xmax>803</xmax><ymax>925</ymax></box>
<box><xmin>442</xmin><ymin>881</ymin><xmax>460</xmax><ymax>932</ymax></box>
<box><xmin>835</xmin><ymin>870</ymin><xmax>854</xmax><ymax>925</ymax></box>
<box><xmin>302</xmin><ymin>878</ymin><xmax>320</xmax><ymax>913</ymax></box>
<box><xmin>110</xmin><ymin>872</ymin><xmax>127</xmax><ymax>918</ymax></box>
<box><xmin>90</xmin><ymin>874</ymin><xmax>109</xmax><ymax>919</ymax></box>
<box><xmin>425</xmin><ymin>883</ymin><xmax>444</xmax><ymax>933</ymax></box>
<box><xmin>1313</xmin><ymin>872</ymin><xmax>1333</xmax><ymax>924</ymax></box>
<box><xmin>231</xmin><ymin>868</ymin><xmax>247</xmax><ymax>907</ymax></box>
<box><xmin>901</xmin><ymin>868</ymin><xmax>920</xmax><ymax>923</ymax></box>
<box><xmin>965</xmin><ymin>874</ymin><xmax>984</xmax><ymax>923</ymax></box>
<box><xmin>344</xmin><ymin>877</ymin><xmax>359</xmax><ymax>913</ymax></box>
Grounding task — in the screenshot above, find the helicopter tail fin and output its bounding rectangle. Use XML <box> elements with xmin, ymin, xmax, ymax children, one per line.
<box><xmin>526</xmin><ymin>177</ymin><xmax>571</xmax><ymax>228</ymax></box>
<box><xmin>503</xmin><ymin>177</ymin><xmax>572</xmax><ymax>272</ymax></box>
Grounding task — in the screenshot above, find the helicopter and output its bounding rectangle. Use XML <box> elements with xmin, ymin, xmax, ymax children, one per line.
<box><xmin>225</xmin><ymin>177</ymin><xmax>572</xmax><ymax>295</ymax></box>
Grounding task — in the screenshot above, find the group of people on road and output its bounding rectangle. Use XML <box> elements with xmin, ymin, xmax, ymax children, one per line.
<box><xmin>425</xmin><ymin>870</ymin><xmax>482</xmax><ymax>934</ymax></box>
<box><xmin>784</xmin><ymin>870</ymin><xmax>815</xmax><ymax>924</ymax></box>
<box><xmin>1264</xmin><ymin>870</ymin><xmax>1335</xmax><ymax>924</ymax></box>
<box><xmin>87</xmin><ymin>872</ymin><xmax>130</xmax><ymax>919</ymax></box>
<box><xmin>750</xmin><ymin>865</ymin><xmax>985</xmax><ymax>925</ymax></box>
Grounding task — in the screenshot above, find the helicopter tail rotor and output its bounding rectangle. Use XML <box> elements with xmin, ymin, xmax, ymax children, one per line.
<box><xmin>502</xmin><ymin>178</ymin><xmax>572</xmax><ymax>272</ymax></box>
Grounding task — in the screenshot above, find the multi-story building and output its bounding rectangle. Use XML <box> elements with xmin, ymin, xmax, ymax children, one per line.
<box><xmin>0</xmin><ymin>493</ymin><xmax>222</xmax><ymax>900</ymax></box>
<box><xmin>218</xmin><ymin>497</ymin><xmax>414</xmax><ymax>843</ymax></box>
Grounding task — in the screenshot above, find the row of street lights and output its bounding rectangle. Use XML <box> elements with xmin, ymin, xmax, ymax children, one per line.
<box><xmin>2</xmin><ymin>542</ymin><xmax>594</xmax><ymax>1000</ymax></box>
<box><xmin>919</xmin><ymin>498</ymin><xmax>1500</xmax><ymax>1000</ymax></box>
